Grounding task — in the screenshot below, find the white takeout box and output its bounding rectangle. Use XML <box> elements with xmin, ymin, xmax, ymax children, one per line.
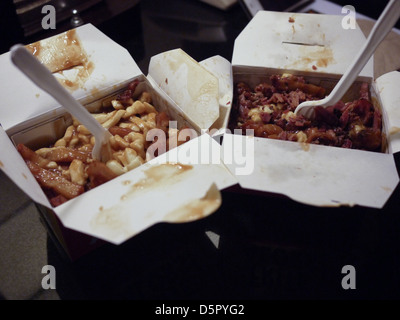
<box><xmin>221</xmin><ymin>11</ymin><xmax>400</xmax><ymax>209</ymax></box>
<box><xmin>0</xmin><ymin>24</ymin><xmax>237</xmax><ymax>257</ymax></box>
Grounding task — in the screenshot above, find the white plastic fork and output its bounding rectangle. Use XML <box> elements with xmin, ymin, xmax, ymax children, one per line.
<box><xmin>10</xmin><ymin>44</ymin><xmax>113</xmax><ymax>162</ymax></box>
<box><xmin>294</xmin><ymin>0</ymin><xmax>400</xmax><ymax>119</ymax></box>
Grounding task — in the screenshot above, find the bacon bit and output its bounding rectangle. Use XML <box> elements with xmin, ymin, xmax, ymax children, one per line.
<box><xmin>50</xmin><ymin>194</ymin><xmax>68</xmax><ymax>207</ymax></box>
<box><xmin>312</xmin><ymin>65</ymin><xmax>317</xmax><ymax>70</ymax></box>
<box><xmin>237</xmin><ymin>82</ymin><xmax>252</xmax><ymax>95</ymax></box>
<box><xmin>156</xmin><ymin>112</ymin><xmax>170</xmax><ymax>133</ymax></box>
<box><xmin>289</xmin><ymin>17</ymin><xmax>295</xmax><ymax>23</ymax></box>
<box><xmin>314</xmin><ymin>106</ymin><xmax>339</xmax><ymax>126</ymax></box>
<box><xmin>117</xmin><ymin>89</ymin><xmax>133</xmax><ymax>105</ymax></box>
<box><xmin>127</xmin><ymin>79</ymin><xmax>139</xmax><ymax>92</ymax></box>
<box><xmin>271</xmin><ymin>74</ymin><xmax>326</xmax><ymax>98</ymax></box>
<box><xmin>117</xmin><ymin>80</ymin><xmax>140</xmax><ymax>105</ymax></box>
<box><xmin>255</xmin><ymin>83</ymin><xmax>275</xmax><ymax>97</ymax></box>
<box><xmin>261</xmin><ymin>112</ymin><xmax>271</xmax><ymax>123</ymax></box>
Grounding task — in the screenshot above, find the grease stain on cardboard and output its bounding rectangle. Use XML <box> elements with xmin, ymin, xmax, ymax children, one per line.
<box><xmin>285</xmin><ymin>46</ymin><xmax>335</xmax><ymax>70</ymax></box>
<box><xmin>165</xmin><ymin>183</ymin><xmax>221</xmax><ymax>223</ymax></box>
<box><xmin>90</xmin><ymin>163</ymin><xmax>194</xmax><ymax>239</ymax></box>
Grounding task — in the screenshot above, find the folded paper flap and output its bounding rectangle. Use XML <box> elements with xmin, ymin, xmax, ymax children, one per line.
<box><xmin>199</xmin><ymin>55</ymin><xmax>233</xmax><ymax>131</ymax></box>
<box><xmin>221</xmin><ymin>134</ymin><xmax>399</xmax><ymax>208</ymax></box>
<box><xmin>163</xmin><ymin>183</ymin><xmax>222</xmax><ymax>223</ymax></box>
<box><xmin>232</xmin><ymin>11</ymin><xmax>373</xmax><ymax>77</ymax></box>
<box><xmin>0</xmin><ymin>23</ymin><xmax>142</xmax><ymax>131</ymax></box>
<box><xmin>56</xmin><ymin>161</ymin><xmax>217</xmax><ymax>245</ymax></box>
<box><xmin>199</xmin><ymin>55</ymin><xmax>233</xmax><ymax>107</ymax></box>
<box><xmin>56</xmin><ymin>135</ymin><xmax>236</xmax><ymax>244</ymax></box>
<box><xmin>148</xmin><ymin>49</ymin><xmax>220</xmax><ymax>130</ymax></box>
<box><xmin>376</xmin><ymin>71</ymin><xmax>400</xmax><ymax>154</ymax></box>
<box><xmin>26</xmin><ymin>29</ymin><xmax>88</xmax><ymax>73</ymax></box>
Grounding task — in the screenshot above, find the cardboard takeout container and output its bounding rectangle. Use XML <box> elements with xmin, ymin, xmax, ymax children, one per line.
<box><xmin>221</xmin><ymin>11</ymin><xmax>400</xmax><ymax>209</ymax></box>
<box><xmin>0</xmin><ymin>24</ymin><xmax>237</xmax><ymax>259</ymax></box>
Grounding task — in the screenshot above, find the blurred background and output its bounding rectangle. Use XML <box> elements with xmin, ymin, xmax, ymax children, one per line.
<box><xmin>2</xmin><ymin>0</ymin><xmax>399</xmax><ymax>58</ymax></box>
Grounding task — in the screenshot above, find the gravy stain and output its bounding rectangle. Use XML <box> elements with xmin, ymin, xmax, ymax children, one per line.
<box><xmin>25</xmin><ymin>42</ymin><xmax>41</xmax><ymax>57</ymax></box>
<box><xmin>58</xmin><ymin>60</ymin><xmax>95</xmax><ymax>92</ymax></box>
<box><xmin>286</xmin><ymin>46</ymin><xmax>335</xmax><ymax>70</ymax></box>
<box><xmin>164</xmin><ymin>184</ymin><xmax>221</xmax><ymax>223</ymax></box>
<box><xmin>26</xmin><ymin>29</ymin><xmax>94</xmax><ymax>91</ymax></box>
<box><xmin>90</xmin><ymin>163</ymin><xmax>194</xmax><ymax>239</ymax></box>
<box><xmin>130</xmin><ymin>163</ymin><xmax>193</xmax><ymax>192</ymax></box>
<box><xmin>90</xmin><ymin>86</ymin><xmax>101</xmax><ymax>99</ymax></box>
<box><xmin>166</xmin><ymin>54</ymin><xmax>218</xmax><ymax>122</ymax></box>
<box><xmin>91</xmin><ymin>203</ymin><xmax>132</xmax><ymax>240</ymax></box>
<box><xmin>169</xmin><ymin>58</ymin><xmax>216</xmax><ymax>103</ymax></box>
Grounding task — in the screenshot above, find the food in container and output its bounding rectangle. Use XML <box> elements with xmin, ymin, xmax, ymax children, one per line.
<box><xmin>230</xmin><ymin>73</ymin><xmax>384</xmax><ymax>152</ymax></box>
<box><xmin>220</xmin><ymin>11</ymin><xmax>400</xmax><ymax>209</ymax></box>
<box><xmin>16</xmin><ymin>79</ymin><xmax>193</xmax><ymax>207</ymax></box>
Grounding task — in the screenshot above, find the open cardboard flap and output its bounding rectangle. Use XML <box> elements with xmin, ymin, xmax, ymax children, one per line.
<box><xmin>148</xmin><ymin>50</ymin><xmax>233</xmax><ymax>135</ymax></box>
<box><xmin>199</xmin><ymin>55</ymin><xmax>234</xmax><ymax>131</ymax></box>
<box><xmin>147</xmin><ymin>49</ymin><xmax>220</xmax><ymax>132</ymax></box>
<box><xmin>232</xmin><ymin>11</ymin><xmax>374</xmax><ymax>78</ymax></box>
<box><xmin>56</xmin><ymin>134</ymin><xmax>237</xmax><ymax>245</ymax></box>
<box><xmin>0</xmin><ymin>23</ymin><xmax>143</xmax><ymax>132</ymax></box>
<box><xmin>221</xmin><ymin>134</ymin><xmax>398</xmax><ymax>208</ymax></box>
<box><xmin>375</xmin><ymin>71</ymin><xmax>400</xmax><ymax>154</ymax></box>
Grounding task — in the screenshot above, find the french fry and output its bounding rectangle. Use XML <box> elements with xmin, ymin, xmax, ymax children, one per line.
<box><xmin>36</xmin><ymin>147</ymin><xmax>92</xmax><ymax>163</ymax></box>
<box><xmin>87</xmin><ymin>160</ymin><xmax>118</xmax><ymax>188</ymax></box>
<box><xmin>26</xmin><ymin>160</ymin><xmax>84</xmax><ymax>199</ymax></box>
<box><xmin>17</xmin><ymin>144</ymin><xmax>57</xmax><ymax>169</ymax></box>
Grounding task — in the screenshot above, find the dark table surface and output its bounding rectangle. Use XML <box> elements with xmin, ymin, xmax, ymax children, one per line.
<box><xmin>0</xmin><ymin>0</ymin><xmax>400</xmax><ymax>303</ymax></box>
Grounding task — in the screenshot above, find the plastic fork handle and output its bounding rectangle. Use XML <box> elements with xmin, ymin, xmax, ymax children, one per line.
<box><xmin>326</xmin><ymin>0</ymin><xmax>400</xmax><ymax>106</ymax></box>
<box><xmin>10</xmin><ymin>44</ymin><xmax>109</xmax><ymax>141</ymax></box>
